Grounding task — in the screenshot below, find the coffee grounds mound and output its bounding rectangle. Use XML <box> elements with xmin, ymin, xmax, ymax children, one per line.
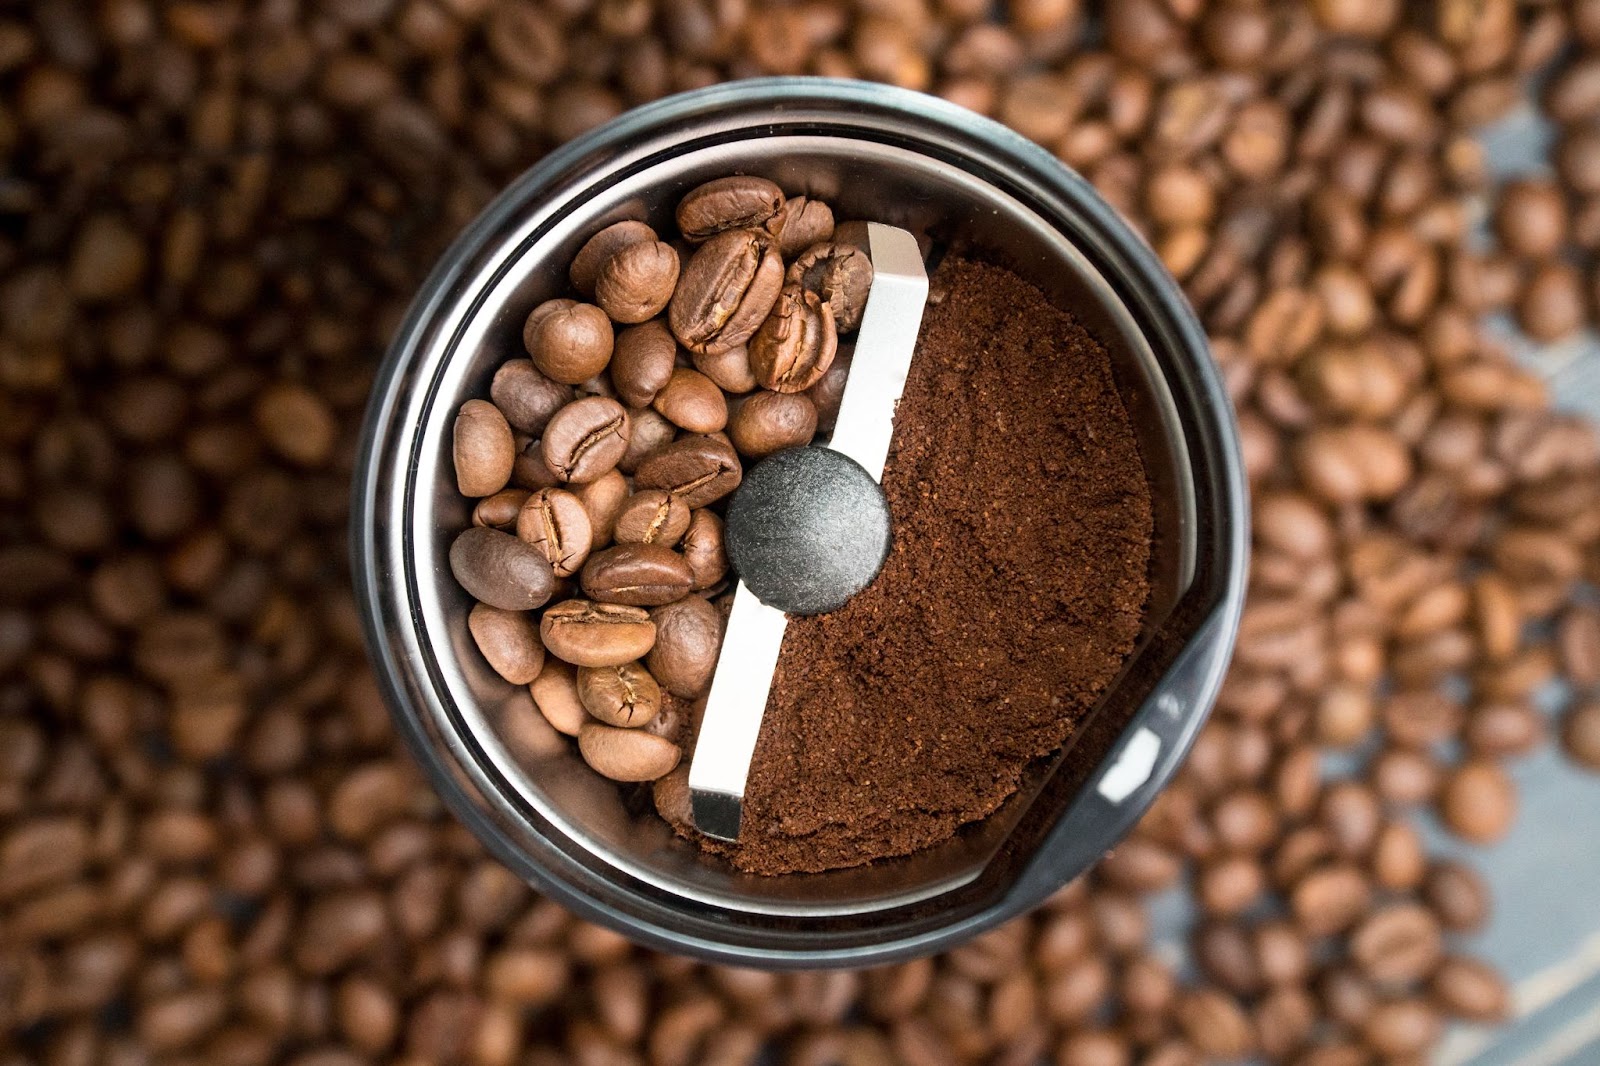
<box><xmin>700</xmin><ymin>256</ymin><xmax>1155</xmax><ymax>875</ymax></box>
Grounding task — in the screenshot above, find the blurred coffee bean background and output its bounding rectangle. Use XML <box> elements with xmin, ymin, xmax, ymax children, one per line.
<box><xmin>3</xmin><ymin>0</ymin><xmax>1600</xmax><ymax>1063</ymax></box>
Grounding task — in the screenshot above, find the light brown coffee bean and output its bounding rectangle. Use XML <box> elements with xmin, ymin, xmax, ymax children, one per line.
<box><xmin>1494</xmin><ymin>178</ymin><xmax>1568</xmax><ymax>258</ymax></box>
<box><xmin>1464</xmin><ymin>700</ymin><xmax>1543</xmax><ymax>757</ymax></box>
<box><xmin>573</xmin><ymin>469</ymin><xmax>628</xmax><ymax>550</ymax></box>
<box><xmin>577</xmin><ymin>722</ymin><xmax>680</xmax><ymax>781</ymax></box>
<box><xmin>691</xmin><ymin>344</ymin><xmax>758</xmax><ymax>394</ymax></box>
<box><xmin>539</xmin><ymin>600</ymin><xmax>656</xmax><ymax>667</ymax></box>
<box><xmin>1517</xmin><ymin>261</ymin><xmax>1586</xmax><ymax>342</ymax></box>
<box><xmin>668</xmin><ymin>228</ymin><xmax>785</xmax><ymax>355</ymax></box>
<box><xmin>1363</xmin><ymin>999</ymin><xmax>1440</xmax><ymax>1059</ymax></box>
<box><xmin>524</xmin><ymin>301</ymin><xmax>614</xmax><ymax>384</ymax></box>
<box><xmin>453</xmin><ymin>400</ymin><xmax>514</xmax><ymax>497</ymax></box>
<box><xmin>472</xmin><ymin>488</ymin><xmax>531</xmax><ymax>531</ymax></box>
<box><xmin>515</xmin><ymin>488</ymin><xmax>593</xmax><ymax>578</ymax></box>
<box><xmin>1559</xmin><ymin>605</ymin><xmax>1600</xmax><ymax>686</ymax></box>
<box><xmin>467</xmin><ymin>603</ymin><xmax>545</xmax><ymax>685</ymax></box>
<box><xmin>580</xmin><ymin>543</ymin><xmax>694</xmax><ymax>607</ymax></box>
<box><xmin>1438</xmin><ymin>759</ymin><xmax>1516</xmax><ymax>843</ymax></box>
<box><xmin>577</xmin><ymin>661</ymin><xmax>661</xmax><ymax>728</ymax></box>
<box><xmin>634</xmin><ymin>435</ymin><xmax>743</xmax><ymax>508</ymax></box>
<box><xmin>787</xmin><ymin>242</ymin><xmax>874</xmax><ymax>333</ymax></box>
<box><xmin>596</xmin><ymin>240</ymin><xmax>679</xmax><ymax>324</ymax></box>
<box><xmin>613</xmin><ymin>490</ymin><xmax>691</xmax><ymax>547</ymax></box>
<box><xmin>1564</xmin><ymin>701</ymin><xmax>1600</xmax><ymax>769</ymax></box>
<box><xmin>676</xmin><ymin>176</ymin><xmax>785</xmax><ymax>241</ymax></box>
<box><xmin>773</xmin><ymin>196</ymin><xmax>835</xmax><ymax>257</ymax></box>
<box><xmin>681</xmin><ymin>509</ymin><xmax>728</xmax><ymax>590</ymax></box>
<box><xmin>618</xmin><ymin>407</ymin><xmax>678</xmax><ymax>474</ymax></box>
<box><xmin>511</xmin><ymin>434</ymin><xmax>562</xmax><ymax>490</ymax></box>
<box><xmin>490</xmin><ymin>360</ymin><xmax>573</xmax><ymax>436</ymax></box>
<box><xmin>1424</xmin><ymin>860</ymin><xmax>1490</xmax><ymax>931</ymax></box>
<box><xmin>748</xmin><ymin>284</ymin><xmax>838</xmax><ymax>393</ymax></box>
<box><xmin>610</xmin><ymin>321</ymin><xmax>677</xmax><ymax>408</ymax></box>
<box><xmin>1373</xmin><ymin>821</ymin><xmax>1427</xmax><ymax>891</ymax></box>
<box><xmin>570</xmin><ymin>220</ymin><xmax>656</xmax><ymax>297</ymax></box>
<box><xmin>529</xmin><ymin>659</ymin><xmax>587</xmax><ymax>736</ymax></box>
<box><xmin>1430</xmin><ymin>956</ymin><xmax>1509</xmax><ymax>1022</ymax></box>
<box><xmin>1173</xmin><ymin>988</ymin><xmax>1253</xmax><ymax>1060</ymax></box>
<box><xmin>647</xmin><ymin>594</ymin><xmax>724</xmax><ymax>699</ymax></box>
<box><xmin>652</xmin><ymin>368</ymin><xmax>728</xmax><ymax>433</ymax></box>
<box><xmin>541</xmin><ymin>397</ymin><xmax>631</xmax><ymax>483</ymax></box>
<box><xmin>1350</xmin><ymin>903</ymin><xmax>1443</xmax><ymax>987</ymax></box>
<box><xmin>728</xmin><ymin>390</ymin><xmax>818</xmax><ymax>459</ymax></box>
<box><xmin>448</xmin><ymin>528</ymin><xmax>557</xmax><ymax>612</ymax></box>
<box><xmin>1291</xmin><ymin>863</ymin><xmax>1371</xmax><ymax>936</ymax></box>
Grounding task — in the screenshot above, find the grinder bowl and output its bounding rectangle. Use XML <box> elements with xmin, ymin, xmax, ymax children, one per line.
<box><xmin>353</xmin><ymin>78</ymin><xmax>1248</xmax><ymax>967</ymax></box>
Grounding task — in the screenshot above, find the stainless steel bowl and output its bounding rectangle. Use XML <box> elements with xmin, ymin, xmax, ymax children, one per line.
<box><xmin>353</xmin><ymin>78</ymin><xmax>1248</xmax><ymax>967</ymax></box>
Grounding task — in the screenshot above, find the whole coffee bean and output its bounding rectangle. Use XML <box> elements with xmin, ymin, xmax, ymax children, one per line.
<box><xmin>541</xmin><ymin>397</ymin><xmax>631</xmax><ymax>484</ymax></box>
<box><xmin>525</xmin><ymin>301</ymin><xmax>614</xmax><ymax>385</ymax></box>
<box><xmin>1363</xmin><ymin>999</ymin><xmax>1440</xmax><ymax>1059</ymax></box>
<box><xmin>1173</xmin><ymin>988</ymin><xmax>1253</xmax><ymax>1060</ymax></box>
<box><xmin>691</xmin><ymin>343</ymin><xmax>758</xmax><ymax>394</ymax></box>
<box><xmin>1255</xmin><ymin>987</ymin><xmax>1315</xmax><ymax>1061</ymax></box>
<box><xmin>453</xmin><ymin>400</ymin><xmax>514</xmax><ymax>497</ymax></box>
<box><xmin>448</xmin><ymin>528</ymin><xmax>557</xmax><ymax>612</ymax></box>
<box><xmin>539</xmin><ymin>600</ymin><xmax>656</xmax><ymax>667</ymax></box>
<box><xmin>1290</xmin><ymin>863</ymin><xmax>1371</xmax><ymax>936</ymax></box>
<box><xmin>806</xmin><ymin>347</ymin><xmax>852</xmax><ymax>434</ymax></box>
<box><xmin>681</xmin><ymin>509</ymin><xmax>728</xmax><ymax>590</ymax></box>
<box><xmin>728</xmin><ymin>390</ymin><xmax>818</xmax><ymax>459</ymax></box>
<box><xmin>618</xmin><ymin>407</ymin><xmax>677</xmax><ymax>474</ymax></box>
<box><xmin>529</xmin><ymin>659</ymin><xmax>587</xmax><ymax>736</ymax></box>
<box><xmin>652</xmin><ymin>368</ymin><xmax>728</xmax><ymax>434</ymax></box>
<box><xmin>787</xmin><ymin>242</ymin><xmax>875</xmax><ymax>333</ymax></box>
<box><xmin>1564</xmin><ymin>700</ymin><xmax>1600</xmax><ymax>769</ymax></box>
<box><xmin>1493</xmin><ymin>178</ymin><xmax>1567</xmax><ymax>258</ymax></box>
<box><xmin>580</xmin><ymin>544</ymin><xmax>694</xmax><ymax>607</ymax></box>
<box><xmin>1350</xmin><ymin>903</ymin><xmax>1442</xmax><ymax>987</ymax></box>
<box><xmin>1372</xmin><ymin>820</ymin><xmax>1427</xmax><ymax>891</ymax></box>
<box><xmin>668</xmin><ymin>228</ymin><xmax>785</xmax><ymax>355</ymax></box>
<box><xmin>570</xmin><ymin>220</ymin><xmax>656</xmax><ymax>297</ymax></box>
<box><xmin>676</xmin><ymin>176</ymin><xmax>785</xmax><ymax>241</ymax></box>
<box><xmin>647</xmin><ymin>594</ymin><xmax>724</xmax><ymax>698</ymax></box>
<box><xmin>467</xmin><ymin>603</ymin><xmax>545</xmax><ymax>685</ymax></box>
<box><xmin>1430</xmin><ymin>956</ymin><xmax>1509</xmax><ymax>1022</ymax></box>
<box><xmin>1464</xmin><ymin>700</ymin><xmax>1542</xmax><ymax>757</ymax></box>
<box><xmin>472</xmin><ymin>488</ymin><xmax>531</xmax><ymax>531</ymax></box>
<box><xmin>490</xmin><ymin>360</ymin><xmax>573</xmax><ymax>436</ymax></box>
<box><xmin>1194</xmin><ymin>922</ymin><xmax>1261</xmax><ymax>994</ymax></box>
<box><xmin>1438</xmin><ymin>759</ymin><xmax>1516</xmax><ymax>842</ymax></box>
<box><xmin>748</xmin><ymin>284</ymin><xmax>838</xmax><ymax>393</ymax></box>
<box><xmin>613</xmin><ymin>490</ymin><xmax>691</xmax><ymax>547</ymax></box>
<box><xmin>1517</xmin><ymin>261</ymin><xmax>1586</xmax><ymax>342</ymax></box>
<box><xmin>1559</xmin><ymin>604</ymin><xmax>1600</xmax><ymax>686</ymax></box>
<box><xmin>773</xmin><ymin>196</ymin><xmax>836</xmax><ymax>257</ymax></box>
<box><xmin>1423</xmin><ymin>860</ymin><xmax>1490</xmax><ymax>931</ymax></box>
<box><xmin>1369</xmin><ymin>745</ymin><xmax>1439</xmax><ymax>805</ymax></box>
<box><xmin>1319</xmin><ymin>965</ymin><xmax>1376</xmax><ymax>1029</ymax></box>
<box><xmin>574</xmin><ymin>469</ymin><xmax>628</xmax><ymax>549</ymax></box>
<box><xmin>634</xmin><ymin>435</ymin><xmax>743</xmax><ymax>508</ymax></box>
<box><xmin>511</xmin><ymin>434</ymin><xmax>561</xmax><ymax>490</ymax></box>
<box><xmin>515</xmin><ymin>488</ymin><xmax>593</xmax><ymax>578</ymax></box>
<box><xmin>578</xmin><ymin>722</ymin><xmax>681</xmax><ymax>781</ymax></box>
<box><xmin>577</xmin><ymin>661</ymin><xmax>661</xmax><ymax>728</ymax></box>
<box><xmin>610</xmin><ymin>321</ymin><xmax>677</xmax><ymax>408</ymax></box>
<box><xmin>596</xmin><ymin>240</ymin><xmax>679</xmax><ymax>324</ymax></box>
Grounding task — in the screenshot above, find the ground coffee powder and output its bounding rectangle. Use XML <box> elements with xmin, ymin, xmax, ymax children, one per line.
<box><xmin>704</xmin><ymin>256</ymin><xmax>1155</xmax><ymax>874</ymax></box>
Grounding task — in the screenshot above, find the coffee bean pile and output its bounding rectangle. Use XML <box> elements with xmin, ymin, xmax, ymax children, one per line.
<box><xmin>449</xmin><ymin>176</ymin><xmax>872</xmax><ymax>790</ymax></box>
<box><xmin>2</xmin><ymin>0</ymin><xmax>1600</xmax><ymax>1064</ymax></box>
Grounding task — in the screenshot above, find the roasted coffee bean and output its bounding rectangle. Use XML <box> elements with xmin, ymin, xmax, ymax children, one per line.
<box><xmin>574</xmin><ymin>469</ymin><xmax>629</xmax><ymax>550</ymax></box>
<box><xmin>580</xmin><ymin>544</ymin><xmax>695</xmax><ymax>607</ymax></box>
<box><xmin>453</xmin><ymin>400</ymin><xmax>514</xmax><ymax>497</ymax></box>
<box><xmin>596</xmin><ymin>240</ymin><xmax>679</xmax><ymax>324</ymax></box>
<box><xmin>787</xmin><ymin>242</ymin><xmax>875</xmax><ymax>332</ymax></box>
<box><xmin>529</xmin><ymin>658</ymin><xmax>588</xmax><ymax>736</ymax></box>
<box><xmin>490</xmin><ymin>360</ymin><xmax>574</xmax><ymax>436</ymax></box>
<box><xmin>1363</xmin><ymin>999</ymin><xmax>1441</xmax><ymax>1059</ymax></box>
<box><xmin>539</xmin><ymin>600</ymin><xmax>656</xmax><ymax>667</ymax></box>
<box><xmin>1439</xmin><ymin>759</ymin><xmax>1516</xmax><ymax>842</ymax></box>
<box><xmin>524</xmin><ymin>301</ymin><xmax>615</xmax><ymax>384</ymax></box>
<box><xmin>634</xmin><ymin>435</ymin><xmax>743</xmax><ymax>508</ymax></box>
<box><xmin>515</xmin><ymin>488</ymin><xmax>594</xmax><ymax>578</ymax></box>
<box><xmin>472</xmin><ymin>488</ymin><xmax>531</xmax><ymax>531</ymax></box>
<box><xmin>806</xmin><ymin>347</ymin><xmax>853</xmax><ymax>434</ymax></box>
<box><xmin>748</xmin><ymin>284</ymin><xmax>838</xmax><ymax>393</ymax></box>
<box><xmin>1424</xmin><ymin>860</ymin><xmax>1491</xmax><ymax>931</ymax></box>
<box><xmin>610</xmin><ymin>321</ymin><xmax>678</xmax><ymax>408</ymax></box>
<box><xmin>577</xmin><ymin>661</ymin><xmax>662</xmax><ymax>728</ymax></box>
<box><xmin>681</xmin><ymin>509</ymin><xmax>729</xmax><ymax>590</ymax></box>
<box><xmin>511</xmin><ymin>433</ymin><xmax>562</xmax><ymax>490</ymax></box>
<box><xmin>668</xmin><ymin>228</ymin><xmax>785</xmax><ymax>355</ymax></box>
<box><xmin>467</xmin><ymin>603</ymin><xmax>546</xmax><ymax>685</ymax></box>
<box><xmin>647</xmin><ymin>594</ymin><xmax>725</xmax><ymax>699</ymax></box>
<box><xmin>1350</xmin><ymin>903</ymin><xmax>1443</xmax><ymax>987</ymax></box>
<box><xmin>691</xmin><ymin>343</ymin><xmax>759</xmax><ymax>394</ymax></box>
<box><xmin>1564</xmin><ymin>700</ymin><xmax>1600</xmax><ymax>769</ymax></box>
<box><xmin>676</xmin><ymin>176</ymin><xmax>785</xmax><ymax>241</ymax></box>
<box><xmin>652</xmin><ymin>368</ymin><xmax>728</xmax><ymax>434</ymax></box>
<box><xmin>773</xmin><ymin>196</ymin><xmax>836</xmax><ymax>256</ymax></box>
<box><xmin>618</xmin><ymin>407</ymin><xmax>678</xmax><ymax>474</ymax></box>
<box><xmin>1291</xmin><ymin>864</ymin><xmax>1372</xmax><ymax>936</ymax></box>
<box><xmin>1494</xmin><ymin>179</ymin><xmax>1568</xmax><ymax>258</ymax></box>
<box><xmin>448</xmin><ymin>528</ymin><xmax>557</xmax><ymax>612</ymax></box>
<box><xmin>571</xmin><ymin>220</ymin><xmax>657</xmax><ymax>296</ymax></box>
<box><xmin>577</xmin><ymin>722</ymin><xmax>681</xmax><ymax>781</ymax></box>
<box><xmin>1431</xmin><ymin>956</ymin><xmax>1510</xmax><ymax>1022</ymax></box>
<box><xmin>541</xmin><ymin>397</ymin><xmax>631</xmax><ymax>483</ymax></box>
<box><xmin>613</xmin><ymin>490</ymin><xmax>691</xmax><ymax>547</ymax></box>
<box><xmin>728</xmin><ymin>390</ymin><xmax>818</xmax><ymax>459</ymax></box>
<box><xmin>1559</xmin><ymin>605</ymin><xmax>1600</xmax><ymax>686</ymax></box>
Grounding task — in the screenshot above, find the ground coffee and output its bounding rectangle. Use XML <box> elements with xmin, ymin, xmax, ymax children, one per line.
<box><xmin>707</xmin><ymin>257</ymin><xmax>1155</xmax><ymax>874</ymax></box>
